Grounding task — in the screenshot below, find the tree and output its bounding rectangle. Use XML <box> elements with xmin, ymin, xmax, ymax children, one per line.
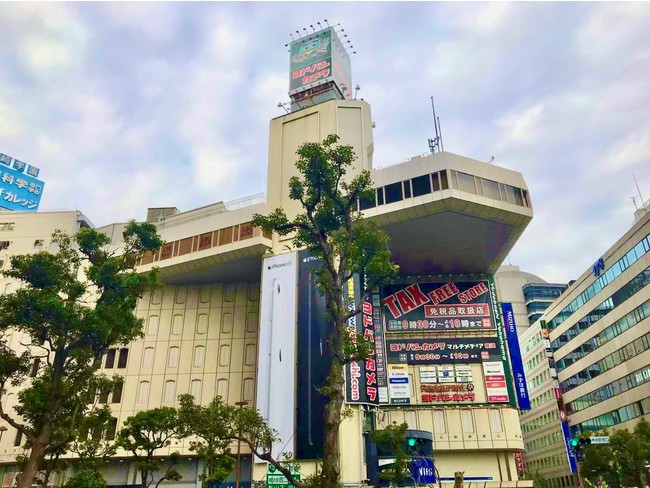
<box><xmin>69</xmin><ymin>405</ymin><xmax>118</xmax><ymax>469</ymax></box>
<box><xmin>581</xmin><ymin>419</ymin><xmax>650</xmax><ymax>488</ymax></box>
<box><xmin>253</xmin><ymin>134</ymin><xmax>398</xmax><ymax>487</ymax></box>
<box><xmin>115</xmin><ymin>407</ymin><xmax>183</xmax><ymax>488</ymax></box>
<box><xmin>177</xmin><ymin>394</ymin><xmax>236</xmax><ymax>486</ymax></box>
<box><xmin>370</xmin><ymin>422</ymin><xmax>411</xmax><ymax>487</ymax></box>
<box><xmin>0</xmin><ymin>222</ymin><xmax>163</xmax><ymax>488</ymax></box>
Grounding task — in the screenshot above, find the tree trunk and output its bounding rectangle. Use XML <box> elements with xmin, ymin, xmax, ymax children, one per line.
<box><xmin>16</xmin><ymin>437</ymin><xmax>48</xmax><ymax>488</ymax></box>
<box><xmin>321</xmin><ymin>359</ymin><xmax>345</xmax><ymax>488</ymax></box>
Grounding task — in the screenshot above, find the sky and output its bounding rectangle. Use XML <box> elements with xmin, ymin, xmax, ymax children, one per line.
<box><xmin>0</xmin><ymin>2</ymin><xmax>648</xmax><ymax>284</ymax></box>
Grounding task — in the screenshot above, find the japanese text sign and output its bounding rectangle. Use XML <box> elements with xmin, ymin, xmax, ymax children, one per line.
<box><xmin>386</xmin><ymin>337</ymin><xmax>501</xmax><ymax>365</ymax></box>
<box><xmin>0</xmin><ymin>154</ymin><xmax>44</xmax><ymax>212</ymax></box>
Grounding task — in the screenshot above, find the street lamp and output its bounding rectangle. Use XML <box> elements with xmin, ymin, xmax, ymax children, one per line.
<box><xmin>235</xmin><ymin>400</ymin><xmax>249</xmax><ymax>488</ymax></box>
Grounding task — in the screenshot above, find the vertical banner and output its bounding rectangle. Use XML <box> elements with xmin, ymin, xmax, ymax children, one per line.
<box><xmin>488</xmin><ymin>277</ymin><xmax>517</xmax><ymax>408</ymax></box>
<box><xmin>514</xmin><ymin>452</ymin><xmax>525</xmax><ymax>477</ymax></box>
<box><xmin>295</xmin><ymin>250</ymin><xmax>332</xmax><ymax>460</ymax></box>
<box><xmin>345</xmin><ymin>276</ymin><xmax>380</xmax><ymax>405</ymax></box>
<box><xmin>256</xmin><ymin>253</ymin><xmax>298</xmax><ymax>463</ymax></box>
<box><xmin>388</xmin><ymin>364</ymin><xmax>411</xmax><ymax>404</ymax></box>
<box><xmin>371</xmin><ymin>289</ymin><xmax>389</xmax><ymax>404</ymax></box>
<box><xmin>501</xmin><ymin>303</ymin><xmax>531</xmax><ymax>410</ymax></box>
<box><xmin>482</xmin><ymin>362</ymin><xmax>509</xmax><ymax>403</ymax></box>
<box><xmin>561</xmin><ymin>421</ymin><xmax>578</xmax><ymax>473</ymax></box>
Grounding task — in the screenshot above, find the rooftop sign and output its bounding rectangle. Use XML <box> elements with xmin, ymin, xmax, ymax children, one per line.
<box><xmin>0</xmin><ymin>152</ymin><xmax>45</xmax><ymax>211</ymax></box>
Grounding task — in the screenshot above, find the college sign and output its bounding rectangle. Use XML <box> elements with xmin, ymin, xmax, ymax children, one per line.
<box><xmin>382</xmin><ymin>281</ymin><xmax>496</xmax><ymax>332</ymax></box>
<box><xmin>0</xmin><ymin>152</ymin><xmax>44</xmax><ymax>211</ymax></box>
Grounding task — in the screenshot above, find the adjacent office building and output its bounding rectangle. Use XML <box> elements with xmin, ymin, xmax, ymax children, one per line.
<box><xmin>0</xmin><ymin>27</ymin><xmax>537</xmax><ymax>487</ymax></box>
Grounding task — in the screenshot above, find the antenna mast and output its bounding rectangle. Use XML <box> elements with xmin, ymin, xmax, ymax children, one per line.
<box><xmin>428</xmin><ymin>97</ymin><xmax>444</xmax><ymax>153</ymax></box>
<box><xmin>633</xmin><ymin>173</ymin><xmax>646</xmax><ymax>207</ymax></box>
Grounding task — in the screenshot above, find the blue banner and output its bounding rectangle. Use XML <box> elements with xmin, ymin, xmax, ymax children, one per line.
<box><xmin>0</xmin><ymin>154</ymin><xmax>44</xmax><ymax>211</ymax></box>
<box><xmin>411</xmin><ymin>457</ymin><xmax>436</xmax><ymax>484</ymax></box>
<box><xmin>500</xmin><ymin>303</ymin><xmax>531</xmax><ymax>410</ymax></box>
<box><xmin>561</xmin><ymin>421</ymin><xmax>578</xmax><ymax>473</ymax></box>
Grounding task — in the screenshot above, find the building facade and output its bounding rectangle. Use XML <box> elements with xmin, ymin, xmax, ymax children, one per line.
<box><xmin>0</xmin><ymin>27</ymin><xmax>538</xmax><ymax>488</ymax></box>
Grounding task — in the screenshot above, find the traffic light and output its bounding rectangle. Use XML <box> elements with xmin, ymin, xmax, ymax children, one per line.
<box><xmin>570</xmin><ymin>436</ymin><xmax>591</xmax><ymax>461</ymax></box>
<box><xmin>407</xmin><ymin>437</ymin><xmax>417</xmax><ymax>447</ymax></box>
<box><xmin>570</xmin><ymin>437</ymin><xmax>579</xmax><ymax>448</ymax></box>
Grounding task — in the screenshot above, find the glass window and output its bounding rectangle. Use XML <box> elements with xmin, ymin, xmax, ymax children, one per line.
<box><xmin>147</xmin><ymin>315</ymin><xmax>159</xmax><ymax>335</ymax></box>
<box><xmin>105</xmin><ymin>418</ymin><xmax>118</xmax><ymax>441</ymax></box>
<box><xmin>142</xmin><ymin>347</ymin><xmax>154</xmax><ymax>369</ymax></box>
<box><xmin>403</xmin><ymin>181</ymin><xmax>412</xmax><ymax>198</ymax></box>
<box><xmin>488</xmin><ymin>409</ymin><xmax>503</xmax><ymax>433</ymax></box>
<box><xmin>412</xmin><ymin>175</ymin><xmax>431</xmax><ymax>197</ymax></box>
<box><xmin>117</xmin><ymin>348</ymin><xmax>128</xmax><ymax>368</ymax></box>
<box><xmin>456</xmin><ymin>172</ymin><xmax>477</xmax><ymax>194</ymax></box>
<box><xmin>481</xmin><ymin>179</ymin><xmax>501</xmax><ymax>200</ymax></box>
<box><xmin>197</xmin><ymin>314</ymin><xmax>208</xmax><ymax>334</ymax></box>
<box><xmin>359</xmin><ymin>192</ymin><xmax>376</xmax><ymax>210</ymax></box>
<box><xmin>137</xmin><ymin>381</ymin><xmax>150</xmax><ymax>404</ymax></box>
<box><xmin>440</xmin><ymin>170</ymin><xmax>449</xmax><ymax>190</ymax></box>
<box><xmin>461</xmin><ymin>410</ymin><xmax>474</xmax><ymax>433</ymax></box>
<box><xmin>377</xmin><ymin>188</ymin><xmax>385</xmax><ymax>205</ymax></box>
<box><xmin>431</xmin><ymin>173</ymin><xmax>440</xmax><ymax>191</ymax></box>
<box><xmin>163</xmin><ymin>380</ymin><xmax>176</xmax><ymax>404</ymax></box>
<box><xmin>191</xmin><ymin>379</ymin><xmax>202</xmax><ymax>401</ymax></box>
<box><xmin>104</xmin><ymin>350</ymin><xmax>116</xmax><ymax>369</ymax></box>
<box><xmin>194</xmin><ymin>346</ymin><xmax>205</xmax><ymax>367</ymax></box>
<box><xmin>433</xmin><ymin>410</ymin><xmax>446</xmax><ymax>433</ymax></box>
<box><xmin>167</xmin><ymin>346</ymin><xmax>180</xmax><ymax>368</ymax></box>
<box><xmin>172</xmin><ymin>314</ymin><xmax>183</xmax><ymax>335</ymax></box>
<box><xmin>111</xmin><ymin>381</ymin><xmax>123</xmax><ymax>404</ymax></box>
<box><xmin>384</xmin><ymin>182</ymin><xmax>403</xmax><ymax>204</ymax></box>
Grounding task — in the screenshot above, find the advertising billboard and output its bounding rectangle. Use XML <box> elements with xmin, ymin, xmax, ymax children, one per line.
<box><xmin>289</xmin><ymin>27</ymin><xmax>352</xmax><ymax>99</ymax></box>
<box><xmin>386</xmin><ymin>337</ymin><xmax>501</xmax><ymax>365</ymax></box>
<box><xmin>344</xmin><ymin>275</ymin><xmax>382</xmax><ymax>405</ymax></box>
<box><xmin>501</xmin><ymin>302</ymin><xmax>531</xmax><ymax>410</ymax></box>
<box><xmin>0</xmin><ymin>152</ymin><xmax>44</xmax><ymax>211</ymax></box>
<box><xmin>382</xmin><ymin>281</ymin><xmax>496</xmax><ymax>332</ymax></box>
<box><xmin>256</xmin><ymin>253</ymin><xmax>298</xmax><ymax>463</ymax></box>
<box><xmin>295</xmin><ymin>250</ymin><xmax>332</xmax><ymax>460</ymax></box>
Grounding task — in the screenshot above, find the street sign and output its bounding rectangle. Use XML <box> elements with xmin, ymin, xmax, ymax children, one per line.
<box><xmin>266</xmin><ymin>463</ymin><xmax>301</xmax><ymax>487</ymax></box>
<box><xmin>590</xmin><ymin>436</ymin><xmax>610</xmax><ymax>444</ymax></box>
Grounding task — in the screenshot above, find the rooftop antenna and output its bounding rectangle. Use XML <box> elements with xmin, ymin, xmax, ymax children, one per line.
<box><xmin>354</xmin><ymin>85</ymin><xmax>360</xmax><ymax>100</ymax></box>
<box><xmin>302</xmin><ymin>27</ymin><xmax>309</xmax><ymax>37</ymax></box>
<box><xmin>428</xmin><ymin>97</ymin><xmax>441</xmax><ymax>153</ymax></box>
<box><xmin>317</xmin><ymin>21</ymin><xmax>322</xmax><ymax>30</ymax></box>
<box><xmin>633</xmin><ymin>173</ymin><xmax>646</xmax><ymax>206</ymax></box>
<box><xmin>437</xmin><ymin>115</ymin><xmax>444</xmax><ymax>151</ymax></box>
<box><xmin>295</xmin><ymin>30</ymin><xmax>301</xmax><ymax>39</ymax></box>
<box><xmin>630</xmin><ymin>196</ymin><xmax>639</xmax><ymax>211</ymax></box>
<box><xmin>489</xmin><ymin>156</ymin><xmax>495</xmax><ymax>164</ymax></box>
<box><xmin>324</xmin><ymin>19</ymin><xmax>330</xmax><ymax>27</ymax></box>
<box><xmin>277</xmin><ymin>102</ymin><xmax>290</xmax><ymax>114</ymax></box>
<box><xmin>289</xmin><ymin>33</ymin><xmax>295</xmax><ymax>41</ymax></box>
<box><xmin>310</xmin><ymin>24</ymin><xmax>315</xmax><ymax>32</ymax></box>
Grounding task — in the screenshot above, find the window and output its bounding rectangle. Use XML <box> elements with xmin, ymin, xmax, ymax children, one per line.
<box><xmin>377</xmin><ymin>187</ymin><xmax>385</xmax><ymax>205</ymax></box>
<box><xmin>456</xmin><ymin>172</ymin><xmax>477</xmax><ymax>194</ymax></box>
<box><xmin>167</xmin><ymin>346</ymin><xmax>180</xmax><ymax>368</ymax></box>
<box><xmin>439</xmin><ymin>170</ymin><xmax>449</xmax><ymax>190</ymax></box>
<box><xmin>0</xmin><ymin>241</ymin><xmax>10</xmax><ymax>251</ymax></box>
<box><xmin>359</xmin><ymin>192</ymin><xmax>376</xmax><ymax>210</ymax></box>
<box><xmin>412</xmin><ymin>175</ymin><xmax>431</xmax><ymax>197</ymax></box>
<box><xmin>403</xmin><ymin>181</ymin><xmax>412</xmax><ymax>198</ymax></box>
<box><xmin>191</xmin><ymin>379</ymin><xmax>202</xmax><ymax>401</ymax></box>
<box><xmin>384</xmin><ymin>182</ymin><xmax>403</xmax><ymax>204</ymax></box>
<box><xmin>142</xmin><ymin>347</ymin><xmax>154</xmax><ymax>369</ymax></box>
<box><xmin>105</xmin><ymin>418</ymin><xmax>118</xmax><ymax>441</ymax></box>
<box><xmin>98</xmin><ymin>388</ymin><xmax>110</xmax><ymax>404</ymax></box>
<box><xmin>1</xmin><ymin>223</ymin><xmax>15</xmax><ymax>231</ymax></box>
<box><xmin>505</xmin><ymin>185</ymin><xmax>524</xmax><ymax>205</ymax></box>
<box><xmin>194</xmin><ymin>346</ymin><xmax>205</xmax><ymax>367</ymax></box>
<box><xmin>481</xmin><ymin>178</ymin><xmax>501</xmax><ymax>200</ymax></box>
<box><xmin>147</xmin><ymin>315</ymin><xmax>159</xmax><ymax>335</ymax></box>
<box><xmin>33</xmin><ymin>240</ymin><xmax>44</xmax><ymax>248</ymax></box>
<box><xmin>163</xmin><ymin>380</ymin><xmax>176</xmax><ymax>404</ymax></box>
<box><xmin>30</xmin><ymin>358</ymin><xmax>40</xmax><ymax>377</ymax></box>
<box><xmin>117</xmin><ymin>348</ymin><xmax>128</xmax><ymax>368</ymax></box>
<box><xmin>197</xmin><ymin>314</ymin><xmax>208</xmax><ymax>334</ymax></box>
<box><xmin>172</xmin><ymin>315</ymin><xmax>183</xmax><ymax>335</ymax></box>
<box><xmin>489</xmin><ymin>410</ymin><xmax>503</xmax><ymax>433</ymax></box>
<box><xmin>137</xmin><ymin>381</ymin><xmax>150</xmax><ymax>404</ymax></box>
<box><xmin>3</xmin><ymin>283</ymin><xmax>11</xmax><ymax>295</ymax></box>
<box><xmin>104</xmin><ymin>350</ymin><xmax>116</xmax><ymax>369</ymax></box>
<box><xmin>14</xmin><ymin>431</ymin><xmax>23</xmax><ymax>447</ymax></box>
<box><xmin>461</xmin><ymin>410</ymin><xmax>474</xmax><ymax>433</ymax></box>
<box><xmin>433</xmin><ymin>410</ymin><xmax>446</xmax><ymax>433</ymax></box>
<box><xmin>111</xmin><ymin>381</ymin><xmax>123</xmax><ymax>404</ymax></box>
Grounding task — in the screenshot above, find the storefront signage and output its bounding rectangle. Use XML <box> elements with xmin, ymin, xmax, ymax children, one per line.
<box><xmin>561</xmin><ymin>421</ymin><xmax>578</xmax><ymax>473</ymax></box>
<box><xmin>388</xmin><ymin>364</ymin><xmax>410</xmax><ymax>404</ymax></box>
<box><xmin>382</xmin><ymin>281</ymin><xmax>495</xmax><ymax>331</ymax></box>
<box><xmin>420</xmin><ymin>383</ymin><xmax>476</xmax><ymax>403</ymax></box>
<box><xmin>501</xmin><ymin>303</ymin><xmax>531</xmax><ymax>410</ymax></box>
<box><xmin>371</xmin><ymin>289</ymin><xmax>389</xmax><ymax>403</ymax></box>
<box><xmin>514</xmin><ymin>452</ymin><xmax>525</xmax><ymax>476</ymax></box>
<box><xmin>482</xmin><ymin>362</ymin><xmax>509</xmax><ymax>403</ymax></box>
<box><xmin>0</xmin><ymin>151</ymin><xmax>44</xmax><ymax>211</ymax></box>
<box><xmin>386</xmin><ymin>337</ymin><xmax>500</xmax><ymax>365</ymax></box>
<box><xmin>345</xmin><ymin>275</ymin><xmax>378</xmax><ymax>405</ymax></box>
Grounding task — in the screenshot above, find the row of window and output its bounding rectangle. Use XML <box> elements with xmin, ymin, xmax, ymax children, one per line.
<box><xmin>528</xmin><ymin>369</ymin><xmax>552</xmax><ymax>391</ymax></box>
<box><xmin>136</xmin><ymin>376</ymin><xmax>255</xmax><ymax>405</ymax></box>
<box><xmin>104</xmin><ymin>348</ymin><xmax>129</xmax><ymax>369</ymax></box>
<box><xmin>13</xmin><ymin>417</ymin><xmax>120</xmax><ymax>448</ymax></box>
<box><xmin>524</xmin><ymin>350</ymin><xmax>548</xmax><ymax>375</ymax></box>
<box><xmin>357</xmin><ymin>169</ymin><xmax>531</xmax><ymax>211</ymax></box>
<box><xmin>524</xmin><ymin>430</ymin><xmax>563</xmax><ymax>453</ymax></box>
<box><xmin>566</xmin><ymin>364</ymin><xmax>650</xmax><ymax>414</ymax></box>
<box><xmin>530</xmin><ymin>389</ymin><xmax>556</xmax><ymax>410</ymax></box>
<box><xmin>133</xmin><ymin>343</ymin><xmax>255</xmax><ymax>370</ymax></box>
<box><xmin>522</xmin><ymin>330</ymin><xmax>545</xmax><ymax>355</ymax></box>
<box><xmin>547</xmin><ymin>234</ymin><xmax>650</xmax><ymax>331</ymax></box>
<box><xmin>559</xmin><ymin>331</ymin><xmax>650</xmax><ymax>393</ymax></box>
<box><xmin>555</xmin><ymin>298</ymin><xmax>650</xmax><ymax>370</ymax></box>
<box><xmin>522</xmin><ymin>409</ymin><xmax>559</xmax><ymax>434</ymax></box>
<box><xmin>523</xmin><ymin>284</ymin><xmax>566</xmax><ymax>302</ymax></box>
<box><xmin>551</xmin><ymin>266</ymin><xmax>650</xmax><ymax>352</ymax></box>
<box><xmin>525</xmin><ymin>453</ymin><xmax>569</xmax><ymax>472</ymax></box>
<box><xmin>577</xmin><ymin>396</ymin><xmax>650</xmax><ymax>433</ymax></box>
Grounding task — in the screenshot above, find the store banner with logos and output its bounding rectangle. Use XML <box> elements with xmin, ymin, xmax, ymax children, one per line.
<box><xmin>501</xmin><ymin>302</ymin><xmax>531</xmax><ymax>410</ymax></box>
<box><xmin>561</xmin><ymin>421</ymin><xmax>578</xmax><ymax>473</ymax></box>
<box><xmin>387</xmin><ymin>364</ymin><xmax>410</xmax><ymax>404</ymax></box>
<box><xmin>382</xmin><ymin>281</ymin><xmax>496</xmax><ymax>332</ymax></box>
<box><xmin>386</xmin><ymin>337</ymin><xmax>501</xmax><ymax>365</ymax></box>
<box><xmin>482</xmin><ymin>362</ymin><xmax>509</xmax><ymax>403</ymax></box>
<box><xmin>489</xmin><ymin>277</ymin><xmax>518</xmax><ymax>409</ymax></box>
<box><xmin>344</xmin><ymin>275</ymin><xmax>380</xmax><ymax>405</ymax></box>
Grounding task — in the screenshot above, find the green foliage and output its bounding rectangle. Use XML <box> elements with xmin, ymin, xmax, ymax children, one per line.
<box><xmin>115</xmin><ymin>408</ymin><xmax>182</xmax><ymax>488</ymax></box>
<box><xmin>0</xmin><ymin>221</ymin><xmax>162</xmax><ymax>488</ymax></box>
<box><xmin>70</xmin><ymin>405</ymin><xmax>118</xmax><ymax>468</ymax></box>
<box><xmin>370</xmin><ymin>422</ymin><xmax>411</xmax><ymax>486</ymax></box>
<box><xmin>177</xmin><ymin>394</ymin><xmax>236</xmax><ymax>484</ymax></box>
<box><xmin>63</xmin><ymin>469</ymin><xmax>107</xmax><ymax>488</ymax></box>
<box><xmin>580</xmin><ymin>419</ymin><xmax>650</xmax><ymax>488</ymax></box>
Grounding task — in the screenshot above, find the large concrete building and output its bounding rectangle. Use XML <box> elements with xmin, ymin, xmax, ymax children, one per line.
<box><xmin>0</xmin><ymin>27</ymin><xmax>537</xmax><ymax>488</ymax></box>
<box><xmin>513</xmin><ymin>209</ymin><xmax>650</xmax><ymax>486</ymax></box>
